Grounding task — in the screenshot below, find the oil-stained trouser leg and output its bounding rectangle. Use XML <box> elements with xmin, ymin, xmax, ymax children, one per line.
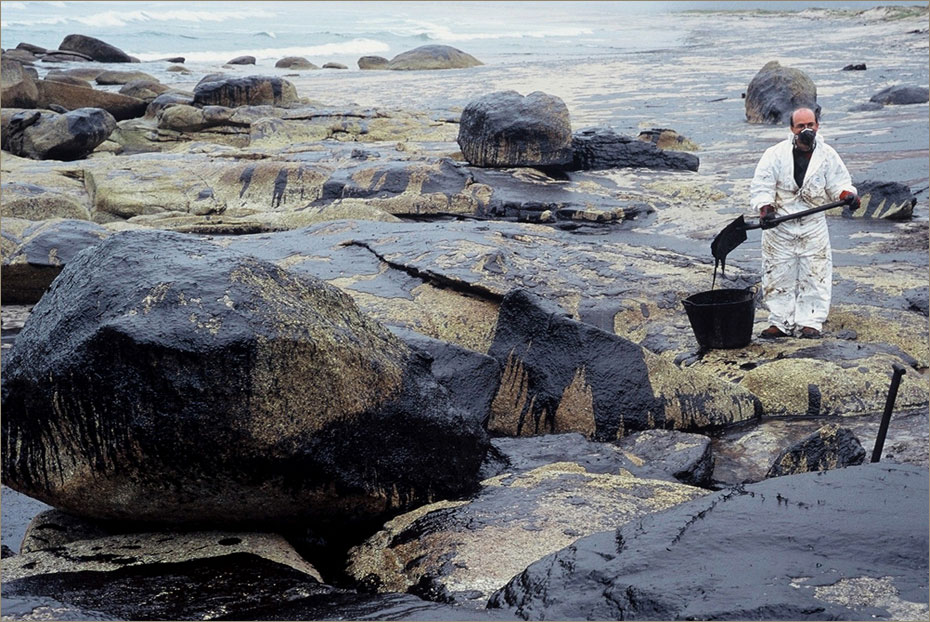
<box><xmin>794</xmin><ymin>231</ymin><xmax>832</xmax><ymax>331</ymax></box>
<box><xmin>761</xmin><ymin>229</ymin><xmax>798</xmax><ymax>334</ymax></box>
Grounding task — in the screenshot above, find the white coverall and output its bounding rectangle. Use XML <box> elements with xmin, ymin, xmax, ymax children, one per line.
<box><xmin>749</xmin><ymin>135</ymin><xmax>855</xmax><ymax>334</ymax></box>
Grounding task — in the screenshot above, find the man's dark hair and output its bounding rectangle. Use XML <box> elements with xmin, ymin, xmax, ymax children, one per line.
<box><xmin>789</xmin><ymin>108</ymin><xmax>821</xmax><ymax>127</ymax></box>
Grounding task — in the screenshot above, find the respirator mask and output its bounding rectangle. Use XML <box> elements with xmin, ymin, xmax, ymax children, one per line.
<box><xmin>796</xmin><ymin>128</ymin><xmax>817</xmax><ymax>149</ymax></box>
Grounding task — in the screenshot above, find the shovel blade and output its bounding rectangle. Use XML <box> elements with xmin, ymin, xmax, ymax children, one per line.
<box><xmin>711</xmin><ymin>215</ymin><xmax>748</xmax><ymax>265</ymax></box>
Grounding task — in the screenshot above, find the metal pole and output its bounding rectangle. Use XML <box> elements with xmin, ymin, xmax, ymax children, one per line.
<box><xmin>871</xmin><ymin>363</ymin><xmax>906</xmax><ymax>463</ymax></box>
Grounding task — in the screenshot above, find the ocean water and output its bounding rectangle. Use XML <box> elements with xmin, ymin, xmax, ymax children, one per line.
<box><xmin>2</xmin><ymin>0</ymin><xmax>925</xmax><ymax>71</ymax></box>
<box><xmin>0</xmin><ymin>1</ymin><xmax>688</xmax><ymax>65</ymax></box>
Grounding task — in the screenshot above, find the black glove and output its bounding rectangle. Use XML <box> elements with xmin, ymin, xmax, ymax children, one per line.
<box><xmin>759</xmin><ymin>204</ymin><xmax>777</xmax><ymax>229</ymax></box>
<box><xmin>840</xmin><ymin>190</ymin><xmax>860</xmax><ymax>210</ymax></box>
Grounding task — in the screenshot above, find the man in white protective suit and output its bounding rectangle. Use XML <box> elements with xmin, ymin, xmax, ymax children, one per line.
<box><xmin>749</xmin><ymin>107</ymin><xmax>859</xmax><ymax>339</ymax></box>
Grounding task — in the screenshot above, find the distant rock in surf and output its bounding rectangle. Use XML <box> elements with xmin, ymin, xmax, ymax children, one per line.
<box><xmin>226</xmin><ymin>55</ymin><xmax>256</xmax><ymax>65</ymax></box>
<box><xmin>387</xmin><ymin>44</ymin><xmax>483</xmax><ymax>70</ymax></box>
<box><xmin>358</xmin><ymin>55</ymin><xmax>389</xmax><ymax>70</ymax></box>
<box><xmin>58</xmin><ymin>34</ymin><xmax>134</xmax><ymax>63</ymax></box>
<box><xmin>869</xmin><ymin>84</ymin><xmax>929</xmax><ymax>105</ymax></box>
<box><xmin>275</xmin><ymin>56</ymin><xmax>319</xmax><ymax>70</ymax></box>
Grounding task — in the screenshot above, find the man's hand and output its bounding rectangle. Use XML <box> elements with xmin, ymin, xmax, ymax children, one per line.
<box><xmin>840</xmin><ymin>190</ymin><xmax>860</xmax><ymax>210</ymax></box>
<box><xmin>759</xmin><ymin>204</ymin><xmax>777</xmax><ymax>229</ymax></box>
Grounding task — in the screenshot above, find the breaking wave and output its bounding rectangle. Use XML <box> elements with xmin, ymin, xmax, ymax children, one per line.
<box><xmin>134</xmin><ymin>38</ymin><xmax>390</xmax><ymax>63</ymax></box>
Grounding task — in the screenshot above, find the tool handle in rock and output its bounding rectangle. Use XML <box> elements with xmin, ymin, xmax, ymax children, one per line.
<box><xmin>870</xmin><ymin>363</ymin><xmax>906</xmax><ymax>463</ymax></box>
<box><xmin>742</xmin><ymin>199</ymin><xmax>849</xmax><ymax>231</ymax></box>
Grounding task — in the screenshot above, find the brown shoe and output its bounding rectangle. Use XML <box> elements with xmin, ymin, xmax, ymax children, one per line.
<box><xmin>799</xmin><ymin>326</ymin><xmax>821</xmax><ymax>339</ymax></box>
<box><xmin>760</xmin><ymin>325</ymin><xmax>787</xmax><ymax>339</ymax></box>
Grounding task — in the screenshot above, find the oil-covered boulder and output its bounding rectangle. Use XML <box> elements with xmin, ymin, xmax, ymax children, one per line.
<box><xmin>193</xmin><ymin>75</ymin><xmax>298</xmax><ymax>108</ymax></box>
<box><xmin>766</xmin><ymin>423</ymin><xmax>866</xmax><ymax>478</ymax></box>
<box><xmin>869</xmin><ymin>85</ymin><xmax>929</xmax><ymax>105</ymax></box>
<box><xmin>745</xmin><ymin>60</ymin><xmax>820</xmax><ymax>124</ymax></box>
<box><xmin>58</xmin><ymin>34</ymin><xmax>134</xmax><ymax>63</ymax></box>
<box><xmin>0</xmin><ymin>230</ymin><xmax>489</xmax><ymax>529</ymax></box>
<box><xmin>844</xmin><ymin>180</ymin><xmax>917</xmax><ymax>220</ymax></box>
<box><xmin>486</xmin><ymin>289</ymin><xmax>758</xmax><ymax>441</ymax></box>
<box><xmin>570</xmin><ymin>127</ymin><xmax>699</xmax><ymax>171</ymax></box>
<box><xmin>1</xmin><ymin>107</ymin><xmax>116</xmax><ymax>161</ymax></box>
<box><xmin>457</xmin><ymin>90</ymin><xmax>573</xmax><ymax>168</ymax></box>
<box><xmin>490</xmin><ymin>463</ymin><xmax>929</xmax><ymax>620</ymax></box>
<box><xmin>387</xmin><ymin>45</ymin><xmax>483</xmax><ymax>70</ymax></box>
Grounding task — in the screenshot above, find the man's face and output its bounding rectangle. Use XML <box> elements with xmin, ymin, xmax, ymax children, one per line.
<box><xmin>791</xmin><ymin>109</ymin><xmax>818</xmax><ymax>135</ymax></box>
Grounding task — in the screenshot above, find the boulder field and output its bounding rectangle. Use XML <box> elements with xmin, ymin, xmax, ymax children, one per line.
<box><xmin>2</xmin><ymin>13</ymin><xmax>928</xmax><ymax>620</ymax></box>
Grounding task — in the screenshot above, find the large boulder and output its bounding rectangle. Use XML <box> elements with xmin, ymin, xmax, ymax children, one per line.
<box><xmin>490</xmin><ymin>463</ymin><xmax>930</xmax><ymax>620</ymax></box>
<box><xmin>58</xmin><ymin>34</ymin><xmax>134</xmax><ymax>63</ymax></box>
<box><xmin>745</xmin><ymin>60</ymin><xmax>820</xmax><ymax>124</ymax></box>
<box><xmin>457</xmin><ymin>91</ymin><xmax>573</xmax><ymax>168</ymax></box>
<box><xmin>1</xmin><ymin>107</ymin><xmax>116</xmax><ymax>160</ymax></box>
<box><xmin>869</xmin><ymin>85</ymin><xmax>929</xmax><ymax>105</ymax></box>
<box><xmin>35</xmin><ymin>79</ymin><xmax>148</xmax><ymax>120</ymax></box>
<box><xmin>486</xmin><ymin>289</ymin><xmax>759</xmax><ymax>441</ymax></box>
<box><xmin>387</xmin><ymin>45</ymin><xmax>483</xmax><ymax>70</ymax></box>
<box><xmin>571</xmin><ymin>127</ymin><xmax>700</xmax><ymax>171</ymax></box>
<box><xmin>844</xmin><ymin>180</ymin><xmax>917</xmax><ymax>220</ymax></box>
<box><xmin>193</xmin><ymin>75</ymin><xmax>299</xmax><ymax>108</ymax></box>
<box><xmin>1</xmin><ymin>57</ymin><xmax>39</xmax><ymax>108</ymax></box>
<box><xmin>0</xmin><ymin>230</ymin><xmax>489</xmax><ymax>529</ymax></box>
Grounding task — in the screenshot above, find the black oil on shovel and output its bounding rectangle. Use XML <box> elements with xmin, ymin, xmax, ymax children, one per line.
<box><xmin>710</xmin><ymin>198</ymin><xmax>849</xmax><ymax>287</ymax></box>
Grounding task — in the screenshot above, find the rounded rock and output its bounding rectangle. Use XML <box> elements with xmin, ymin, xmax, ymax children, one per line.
<box><xmin>457</xmin><ymin>90</ymin><xmax>573</xmax><ymax>168</ymax></box>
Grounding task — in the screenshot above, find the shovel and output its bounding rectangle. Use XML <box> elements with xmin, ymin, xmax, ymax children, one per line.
<box><xmin>711</xmin><ymin>198</ymin><xmax>849</xmax><ymax>284</ymax></box>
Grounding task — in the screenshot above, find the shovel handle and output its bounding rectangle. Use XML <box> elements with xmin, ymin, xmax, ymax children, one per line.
<box><xmin>742</xmin><ymin>198</ymin><xmax>849</xmax><ymax>231</ymax></box>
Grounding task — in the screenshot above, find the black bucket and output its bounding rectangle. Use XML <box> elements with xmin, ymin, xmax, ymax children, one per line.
<box><xmin>682</xmin><ymin>288</ymin><xmax>755</xmax><ymax>349</ymax></box>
